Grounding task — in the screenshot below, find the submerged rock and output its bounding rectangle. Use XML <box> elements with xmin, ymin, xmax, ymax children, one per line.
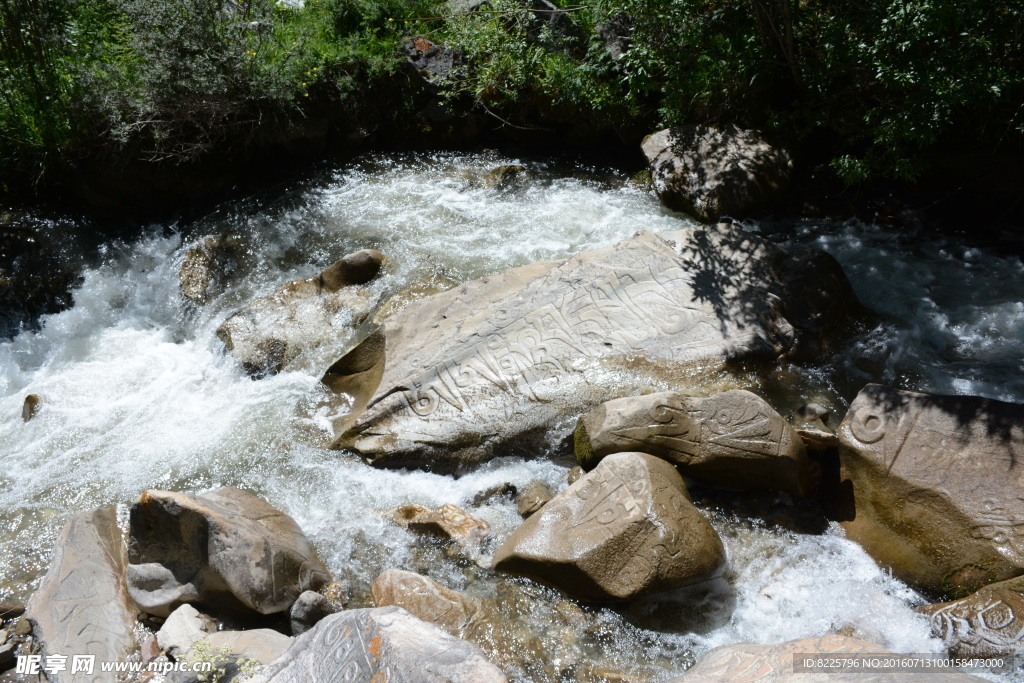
<box><xmin>26</xmin><ymin>507</ymin><xmax>137</xmax><ymax>682</ymax></box>
<box><xmin>406</xmin><ymin>504</ymin><xmax>491</xmax><ymax>548</ymax></box>
<box><xmin>179</xmin><ymin>234</ymin><xmax>241</xmax><ymax>306</ymax></box>
<box><xmin>921</xmin><ymin>574</ymin><xmax>1024</xmax><ymax>657</ymax></box>
<box><xmin>324</xmin><ymin>225</ymin><xmax>859</xmax><ymax>472</ymax></box>
<box><xmin>247</xmin><ymin>607</ymin><xmax>508</xmax><ymax>682</ymax></box>
<box><xmin>838</xmin><ymin>384</ymin><xmax>1024</xmax><ymax>596</ymax></box>
<box><xmin>575</xmin><ymin>390</ymin><xmax>810</xmax><ymax>496</ymax></box>
<box><xmin>493</xmin><ymin>452</ymin><xmax>725</xmax><ymax>601</ymax></box>
<box><xmin>217</xmin><ymin>249</ymin><xmax>386</xmax><ymax>377</ymax></box>
<box><xmin>21</xmin><ymin>394</ymin><xmax>40</xmax><ymax>422</ymax></box>
<box><xmin>484</xmin><ymin>165</ymin><xmax>529</xmax><ymax>192</ymax></box>
<box><xmin>126</xmin><ymin>487</ymin><xmax>331</xmax><ymax>617</ymax></box>
<box><xmin>642</xmin><ymin>125</ymin><xmax>792</xmax><ymax>220</ymax></box>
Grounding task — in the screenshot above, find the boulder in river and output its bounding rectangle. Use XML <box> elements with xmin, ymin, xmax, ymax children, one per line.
<box><xmin>493</xmin><ymin>451</ymin><xmax>725</xmax><ymax>601</ymax></box>
<box><xmin>157</xmin><ymin>604</ymin><xmax>217</xmax><ymax>659</ymax></box>
<box><xmin>217</xmin><ymin>249</ymin><xmax>386</xmax><ymax>377</ymax></box>
<box><xmin>920</xmin><ymin>574</ymin><xmax>1024</xmax><ymax>657</ymax></box>
<box><xmin>372</xmin><ymin>569</ymin><xmax>485</xmax><ymax>637</ymax></box>
<box><xmin>126</xmin><ymin>487</ymin><xmax>331</xmax><ymax>617</ymax></box>
<box><xmin>289</xmin><ymin>590</ymin><xmax>341</xmax><ymax>636</ymax></box>
<box><xmin>386</xmin><ymin>503</ymin><xmax>491</xmax><ymax>548</ymax></box>
<box><xmin>26</xmin><ymin>507</ymin><xmax>137</xmax><ymax>682</ymax></box>
<box><xmin>516</xmin><ymin>480</ymin><xmax>553</xmax><ymax>517</ymax></box>
<box><xmin>838</xmin><ymin>384</ymin><xmax>1024</xmax><ymax>596</ymax></box>
<box><xmin>641</xmin><ymin>125</ymin><xmax>792</xmax><ymax>220</ymax></box>
<box><xmin>324</xmin><ymin>225</ymin><xmax>859</xmax><ymax>472</ymax></box>
<box><xmin>575</xmin><ymin>389</ymin><xmax>810</xmax><ymax>496</ymax></box>
<box><xmin>179</xmin><ymin>234</ymin><xmax>241</xmax><ymax>306</ymax></box>
<box><xmin>247</xmin><ymin>606</ymin><xmax>508</xmax><ymax>682</ymax></box>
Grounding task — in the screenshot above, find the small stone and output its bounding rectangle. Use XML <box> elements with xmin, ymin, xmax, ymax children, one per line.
<box><xmin>371</xmin><ymin>569</ymin><xmax>483</xmax><ymax>638</ymax></box>
<box><xmin>567</xmin><ymin>466</ymin><xmax>584</xmax><ymax>484</ymax></box>
<box><xmin>470</xmin><ymin>483</ymin><xmax>517</xmax><ymax>506</ymax></box>
<box><xmin>320</xmin><ymin>582</ymin><xmax>347</xmax><ymax>606</ymax></box>
<box><xmin>383</xmin><ymin>504</ymin><xmax>432</xmax><ymax>528</ymax></box>
<box><xmin>139</xmin><ymin>634</ymin><xmax>162</xmax><ymax>665</ymax></box>
<box><xmin>290</xmin><ymin>591</ymin><xmax>340</xmax><ymax>636</ymax></box>
<box><xmin>515</xmin><ymin>481</ymin><xmax>553</xmax><ymax>518</ymax></box>
<box><xmin>405</xmin><ymin>504</ymin><xmax>490</xmax><ymax>547</ymax></box>
<box><xmin>157</xmin><ymin>604</ymin><xmax>215</xmax><ymax>660</ymax></box>
<box><xmin>21</xmin><ymin>394</ymin><xmax>40</xmax><ymax>422</ymax></box>
<box><xmin>483</xmin><ymin>165</ymin><xmax>528</xmax><ymax>192</ymax></box>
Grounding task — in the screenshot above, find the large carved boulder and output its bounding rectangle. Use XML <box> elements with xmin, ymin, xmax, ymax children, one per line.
<box><xmin>324</xmin><ymin>225</ymin><xmax>859</xmax><ymax>471</ymax></box>
<box><xmin>838</xmin><ymin>384</ymin><xmax>1024</xmax><ymax>597</ymax></box>
<box><xmin>921</xmin><ymin>575</ymin><xmax>1024</xmax><ymax>657</ymax></box>
<box><xmin>217</xmin><ymin>249</ymin><xmax>386</xmax><ymax>377</ymax></box>
<box><xmin>575</xmin><ymin>389</ymin><xmax>810</xmax><ymax>496</ymax></box>
<box><xmin>247</xmin><ymin>607</ymin><xmax>508</xmax><ymax>682</ymax></box>
<box><xmin>493</xmin><ymin>452</ymin><xmax>724</xmax><ymax>601</ymax></box>
<box><xmin>641</xmin><ymin>125</ymin><xmax>792</xmax><ymax>220</ymax></box>
<box><xmin>26</xmin><ymin>508</ymin><xmax>137</xmax><ymax>683</ymax></box>
<box><xmin>126</xmin><ymin>487</ymin><xmax>331</xmax><ymax>617</ymax></box>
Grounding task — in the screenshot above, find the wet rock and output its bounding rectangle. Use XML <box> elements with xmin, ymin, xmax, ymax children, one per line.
<box><xmin>471</xmin><ymin>483</ymin><xmax>518</xmax><ymax>507</ymax></box>
<box><xmin>484</xmin><ymin>165</ymin><xmax>529</xmax><ymax>192</ymax></box>
<box><xmin>371</xmin><ymin>569</ymin><xmax>484</xmax><ymax>637</ymax></box>
<box><xmin>665</xmin><ymin>635</ymin><xmax>984</xmax><ymax>681</ymax></box>
<box><xmin>406</xmin><ymin>504</ymin><xmax>491</xmax><ymax>548</ymax></box>
<box><xmin>179</xmin><ymin>235</ymin><xmax>241</xmax><ymax>306</ymax></box>
<box><xmin>516</xmin><ymin>481</ymin><xmax>553</xmax><ymax>517</ymax></box>
<box><xmin>642</xmin><ymin>125</ymin><xmax>792</xmax><ymax>220</ymax></box>
<box><xmin>216</xmin><ymin>249</ymin><xmax>386</xmax><ymax>377</ymax></box>
<box><xmin>383</xmin><ymin>504</ymin><xmax>433</xmax><ymax>528</ymax></box>
<box><xmin>326</xmin><ymin>225</ymin><xmax>859</xmax><ymax>471</ymax></box>
<box><xmin>21</xmin><ymin>394</ymin><xmax>40</xmax><ymax>422</ymax></box>
<box><xmin>127</xmin><ymin>487</ymin><xmax>331</xmax><ymax>617</ymax></box>
<box><xmin>0</xmin><ymin>602</ymin><xmax>25</xmax><ymax>621</ymax></box>
<box><xmin>567</xmin><ymin>466</ymin><xmax>584</xmax><ymax>484</ymax></box>
<box><xmin>157</xmin><ymin>604</ymin><xmax>216</xmax><ymax>659</ymax></box>
<box><xmin>793</xmin><ymin>402</ymin><xmax>838</xmax><ymax>451</ymax></box>
<box><xmin>921</xmin><ymin>574</ymin><xmax>1024</xmax><ymax>657</ymax></box>
<box><xmin>247</xmin><ymin>607</ymin><xmax>508</xmax><ymax>682</ymax></box>
<box><xmin>12</xmin><ymin>616</ymin><xmax>30</xmax><ymax>636</ymax></box>
<box><xmin>26</xmin><ymin>507</ymin><xmax>137</xmax><ymax>681</ymax></box>
<box><xmin>576</xmin><ymin>390</ymin><xmax>810</xmax><ymax>496</ymax></box>
<box><xmin>139</xmin><ymin>634</ymin><xmax>162</xmax><ymax>665</ymax></box>
<box><xmin>493</xmin><ymin>452</ymin><xmax>725</xmax><ymax>601</ymax></box>
<box><xmin>373</xmin><ymin>271</ymin><xmax>460</xmax><ymax>324</ymax></box>
<box><xmin>289</xmin><ymin>590</ymin><xmax>340</xmax><ymax>636</ymax></box>
<box><xmin>838</xmin><ymin>384</ymin><xmax>1024</xmax><ymax>596</ymax></box>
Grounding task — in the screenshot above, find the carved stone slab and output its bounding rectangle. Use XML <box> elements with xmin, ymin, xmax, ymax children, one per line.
<box><xmin>492</xmin><ymin>452</ymin><xmax>725</xmax><ymax>601</ymax></box>
<box><xmin>248</xmin><ymin>607</ymin><xmax>508</xmax><ymax>682</ymax></box>
<box><xmin>838</xmin><ymin>384</ymin><xmax>1024</xmax><ymax>596</ymax></box>
<box><xmin>576</xmin><ymin>390</ymin><xmax>809</xmax><ymax>496</ymax></box>
<box><xmin>26</xmin><ymin>507</ymin><xmax>137</xmax><ymax>683</ymax></box>
<box><xmin>325</xmin><ymin>225</ymin><xmax>858</xmax><ymax>471</ymax></box>
<box><xmin>921</xmin><ymin>574</ymin><xmax>1024</xmax><ymax>657</ymax></box>
<box><xmin>127</xmin><ymin>487</ymin><xmax>331</xmax><ymax>617</ymax></box>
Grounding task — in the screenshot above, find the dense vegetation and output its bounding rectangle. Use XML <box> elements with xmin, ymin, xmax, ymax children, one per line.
<box><xmin>1</xmin><ymin>0</ymin><xmax>1021</xmax><ymax>195</ymax></box>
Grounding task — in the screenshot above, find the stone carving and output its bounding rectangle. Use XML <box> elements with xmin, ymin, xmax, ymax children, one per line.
<box><xmin>126</xmin><ymin>487</ymin><xmax>331</xmax><ymax>617</ymax></box>
<box><xmin>493</xmin><ymin>452</ymin><xmax>725</xmax><ymax>601</ymax></box>
<box><xmin>665</xmin><ymin>635</ymin><xmax>984</xmax><ymax>682</ymax></box>
<box><xmin>324</xmin><ymin>225</ymin><xmax>859</xmax><ymax>471</ymax></box>
<box><xmin>838</xmin><ymin>384</ymin><xmax>1024</xmax><ymax>596</ymax></box>
<box><xmin>217</xmin><ymin>249</ymin><xmax>386</xmax><ymax>377</ymax></box>
<box><xmin>26</xmin><ymin>507</ymin><xmax>137</xmax><ymax>683</ymax></box>
<box><xmin>920</xmin><ymin>574</ymin><xmax>1024</xmax><ymax>657</ymax></box>
<box><xmin>575</xmin><ymin>389</ymin><xmax>810</xmax><ymax>496</ymax></box>
<box><xmin>247</xmin><ymin>607</ymin><xmax>508</xmax><ymax>683</ymax></box>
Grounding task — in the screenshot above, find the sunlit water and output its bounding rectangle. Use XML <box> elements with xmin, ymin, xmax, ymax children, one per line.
<box><xmin>2</xmin><ymin>152</ymin><xmax>1022</xmax><ymax>680</ymax></box>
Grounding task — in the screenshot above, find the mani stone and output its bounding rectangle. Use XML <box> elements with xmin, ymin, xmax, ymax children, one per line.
<box><xmin>324</xmin><ymin>225</ymin><xmax>859</xmax><ymax>472</ymax></box>
<box><xmin>665</xmin><ymin>635</ymin><xmax>985</xmax><ymax>682</ymax></box>
<box><xmin>838</xmin><ymin>384</ymin><xmax>1024</xmax><ymax>597</ymax></box>
<box><xmin>641</xmin><ymin>125</ymin><xmax>792</xmax><ymax>220</ymax></box>
<box><xmin>247</xmin><ymin>607</ymin><xmax>508</xmax><ymax>683</ymax></box>
<box><xmin>217</xmin><ymin>248</ymin><xmax>386</xmax><ymax>377</ymax></box>
<box><xmin>26</xmin><ymin>507</ymin><xmax>137</xmax><ymax>683</ymax></box>
<box><xmin>920</xmin><ymin>574</ymin><xmax>1024</xmax><ymax>657</ymax></box>
<box><xmin>126</xmin><ymin>487</ymin><xmax>331</xmax><ymax>617</ymax></box>
<box><xmin>371</xmin><ymin>569</ymin><xmax>484</xmax><ymax>638</ymax></box>
<box><xmin>492</xmin><ymin>452</ymin><xmax>725</xmax><ymax>601</ymax></box>
<box><xmin>575</xmin><ymin>389</ymin><xmax>810</xmax><ymax>496</ymax></box>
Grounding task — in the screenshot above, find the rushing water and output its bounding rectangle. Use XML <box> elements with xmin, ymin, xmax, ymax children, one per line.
<box><xmin>2</xmin><ymin>151</ymin><xmax>1023</xmax><ymax>680</ymax></box>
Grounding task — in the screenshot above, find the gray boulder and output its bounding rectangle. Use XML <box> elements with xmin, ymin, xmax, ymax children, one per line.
<box><xmin>289</xmin><ymin>591</ymin><xmax>340</xmax><ymax>636</ymax></box>
<box><xmin>642</xmin><ymin>125</ymin><xmax>792</xmax><ymax>220</ymax></box>
<box><xmin>126</xmin><ymin>487</ymin><xmax>331</xmax><ymax>617</ymax></box>
<box><xmin>157</xmin><ymin>604</ymin><xmax>216</xmax><ymax>659</ymax></box>
<box><xmin>26</xmin><ymin>507</ymin><xmax>137</xmax><ymax>683</ymax></box>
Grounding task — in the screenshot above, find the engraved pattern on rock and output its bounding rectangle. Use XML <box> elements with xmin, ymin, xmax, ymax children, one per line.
<box><xmin>921</xmin><ymin>575</ymin><xmax>1024</xmax><ymax>657</ymax></box>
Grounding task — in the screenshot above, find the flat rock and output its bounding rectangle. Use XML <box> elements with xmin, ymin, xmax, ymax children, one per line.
<box><xmin>920</xmin><ymin>574</ymin><xmax>1024</xmax><ymax>657</ymax></box>
<box><xmin>641</xmin><ymin>125</ymin><xmax>792</xmax><ymax>220</ymax></box>
<box><xmin>157</xmin><ymin>604</ymin><xmax>216</xmax><ymax>659</ymax></box>
<box><xmin>576</xmin><ymin>390</ymin><xmax>810</xmax><ymax>496</ymax></box>
<box><xmin>325</xmin><ymin>225</ymin><xmax>858</xmax><ymax>472</ymax></box>
<box><xmin>127</xmin><ymin>487</ymin><xmax>331</xmax><ymax>617</ymax></box>
<box><xmin>405</xmin><ymin>504</ymin><xmax>491</xmax><ymax>547</ymax></box>
<box><xmin>372</xmin><ymin>569</ymin><xmax>484</xmax><ymax>637</ymax></box>
<box><xmin>838</xmin><ymin>384</ymin><xmax>1024</xmax><ymax>596</ymax></box>
<box><xmin>493</xmin><ymin>452</ymin><xmax>725</xmax><ymax>601</ymax></box>
<box><xmin>207</xmin><ymin>629</ymin><xmax>293</xmax><ymax>665</ymax></box>
<box><xmin>26</xmin><ymin>507</ymin><xmax>137</xmax><ymax>682</ymax></box>
<box><xmin>247</xmin><ymin>607</ymin><xmax>508</xmax><ymax>682</ymax></box>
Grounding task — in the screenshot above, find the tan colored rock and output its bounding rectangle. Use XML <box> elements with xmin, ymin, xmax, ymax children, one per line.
<box><xmin>373</xmin><ymin>270</ymin><xmax>460</xmax><ymax>324</ymax></box>
<box><xmin>217</xmin><ymin>248</ymin><xmax>386</xmax><ymax>377</ymax></box>
<box><xmin>838</xmin><ymin>384</ymin><xmax>1024</xmax><ymax>596</ymax></box>
<box><xmin>205</xmin><ymin>629</ymin><xmax>293</xmax><ymax>665</ymax></box>
<box><xmin>665</xmin><ymin>635</ymin><xmax>985</xmax><ymax>682</ymax></box>
<box><xmin>484</xmin><ymin>164</ymin><xmax>528</xmax><ymax>192</ymax></box>
<box><xmin>576</xmin><ymin>390</ymin><xmax>810</xmax><ymax>496</ymax></box>
<box><xmin>384</xmin><ymin>504</ymin><xmax>433</xmax><ymax>528</ymax></box>
<box><xmin>21</xmin><ymin>393</ymin><xmax>40</xmax><ymax>422</ymax></box>
<box><xmin>126</xmin><ymin>487</ymin><xmax>331</xmax><ymax>617</ymax></box>
<box><xmin>406</xmin><ymin>504</ymin><xmax>490</xmax><ymax>547</ymax></box>
<box><xmin>179</xmin><ymin>234</ymin><xmax>241</xmax><ymax>306</ymax></box>
<box><xmin>372</xmin><ymin>569</ymin><xmax>484</xmax><ymax>637</ymax></box>
<box><xmin>493</xmin><ymin>452</ymin><xmax>724</xmax><ymax>601</ymax></box>
<box><xmin>247</xmin><ymin>607</ymin><xmax>508</xmax><ymax>682</ymax></box>
<box><xmin>516</xmin><ymin>481</ymin><xmax>553</xmax><ymax>517</ymax></box>
<box><xmin>325</xmin><ymin>225</ymin><xmax>859</xmax><ymax>471</ymax></box>
<box><xmin>26</xmin><ymin>507</ymin><xmax>137</xmax><ymax>683</ymax></box>
<box><xmin>641</xmin><ymin>125</ymin><xmax>792</xmax><ymax>220</ymax></box>
<box><xmin>567</xmin><ymin>466</ymin><xmax>584</xmax><ymax>484</ymax></box>
<box><xmin>920</xmin><ymin>574</ymin><xmax>1024</xmax><ymax>657</ymax></box>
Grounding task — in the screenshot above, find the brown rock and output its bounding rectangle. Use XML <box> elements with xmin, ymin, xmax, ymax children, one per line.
<box><xmin>567</xmin><ymin>466</ymin><xmax>584</xmax><ymax>484</ymax></box>
<box><xmin>21</xmin><ymin>394</ymin><xmax>40</xmax><ymax>422</ymax></box>
<box><xmin>516</xmin><ymin>481</ymin><xmax>553</xmax><ymax>517</ymax></box>
<box><xmin>576</xmin><ymin>390</ymin><xmax>810</xmax><ymax>496</ymax></box>
<box><xmin>406</xmin><ymin>504</ymin><xmax>490</xmax><ymax>547</ymax></box>
<box><xmin>920</xmin><ymin>574</ymin><xmax>1024</xmax><ymax>657</ymax></box>
<box><xmin>126</xmin><ymin>487</ymin><xmax>331</xmax><ymax>617</ymax></box>
<box><xmin>484</xmin><ymin>165</ymin><xmax>528</xmax><ymax>192</ymax></box>
<box><xmin>290</xmin><ymin>590</ymin><xmax>341</xmax><ymax>636</ymax></box>
<box><xmin>493</xmin><ymin>452</ymin><xmax>725</xmax><ymax>601</ymax></box>
<box><xmin>179</xmin><ymin>235</ymin><xmax>241</xmax><ymax>306</ymax></box>
<box><xmin>0</xmin><ymin>602</ymin><xmax>24</xmax><ymax>621</ymax></box>
<box><xmin>384</xmin><ymin>504</ymin><xmax>433</xmax><ymax>528</ymax></box>
<box><xmin>838</xmin><ymin>384</ymin><xmax>1024</xmax><ymax>596</ymax></box>
<box><xmin>471</xmin><ymin>483</ymin><xmax>518</xmax><ymax>506</ymax></box>
<box><xmin>319</xmin><ymin>249</ymin><xmax>387</xmax><ymax>291</ymax></box>
<box><xmin>371</xmin><ymin>569</ymin><xmax>483</xmax><ymax>637</ymax></box>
